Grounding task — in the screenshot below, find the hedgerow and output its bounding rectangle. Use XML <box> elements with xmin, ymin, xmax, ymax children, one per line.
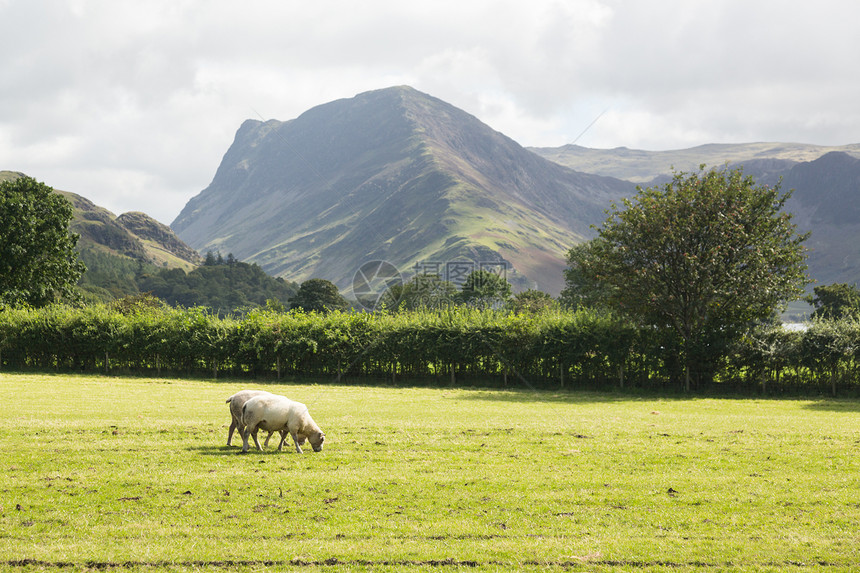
<box><xmin>0</xmin><ymin>304</ymin><xmax>857</xmax><ymax>394</ymax></box>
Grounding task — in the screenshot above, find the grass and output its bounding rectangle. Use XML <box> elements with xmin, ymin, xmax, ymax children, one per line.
<box><xmin>0</xmin><ymin>373</ymin><xmax>858</xmax><ymax>572</ymax></box>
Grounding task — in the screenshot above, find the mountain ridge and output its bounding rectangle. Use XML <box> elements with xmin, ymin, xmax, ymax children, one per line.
<box><xmin>529</xmin><ymin>142</ymin><xmax>860</xmax><ymax>183</ymax></box>
<box><xmin>59</xmin><ymin>189</ymin><xmax>202</xmax><ymax>270</ymax></box>
<box><xmin>172</xmin><ymin>86</ymin><xmax>634</xmax><ymax>294</ymax></box>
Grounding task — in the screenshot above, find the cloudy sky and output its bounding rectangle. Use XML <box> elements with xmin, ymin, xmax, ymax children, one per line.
<box><xmin>2</xmin><ymin>0</ymin><xmax>858</xmax><ymax>224</ymax></box>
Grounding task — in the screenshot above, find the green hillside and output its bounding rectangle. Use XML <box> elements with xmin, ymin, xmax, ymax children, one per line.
<box><xmin>58</xmin><ymin>189</ymin><xmax>202</xmax><ymax>271</ymax></box>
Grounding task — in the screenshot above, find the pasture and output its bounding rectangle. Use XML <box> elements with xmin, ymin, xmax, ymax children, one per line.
<box><xmin>0</xmin><ymin>373</ymin><xmax>858</xmax><ymax>572</ymax></box>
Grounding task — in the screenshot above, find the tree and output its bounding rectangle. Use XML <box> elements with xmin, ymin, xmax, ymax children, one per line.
<box><xmin>559</xmin><ymin>240</ymin><xmax>615</xmax><ymax>310</ymax></box>
<box><xmin>507</xmin><ymin>289</ymin><xmax>557</xmax><ymax>314</ymax></box>
<box><xmin>109</xmin><ymin>292</ymin><xmax>167</xmax><ymax>315</ymax></box>
<box><xmin>0</xmin><ymin>176</ymin><xmax>86</xmax><ymax>307</ymax></box>
<box><xmin>289</xmin><ymin>278</ymin><xmax>349</xmax><ymax>313</ymax></box>
<box><xmin>567</xmin><ymin>166</ymin><xmax>808</xmax><ymax>389</ymax></box>
<box><xmin>810</xmin><ymin>283</ymin><xmax>860</xmax><ymax>320</ymax></box>
<box><xmin>380</xmin><ymin>274</ymin><xmax>459</xmax><ymax>311</ymax></box>
<box><xmin>459</xmin><ymin>270</ymin><xmax>512</xmax><ymax>309</ymax></box>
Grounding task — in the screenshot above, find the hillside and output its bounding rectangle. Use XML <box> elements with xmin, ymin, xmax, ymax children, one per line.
<box><xmin>172</xmin><ymin>86</ymin><xmax>633</xmax><ymax>295</ymax></box>
<box><xmin>529</xmin><ymin>142</ymin><xmax>860</xmax><ymax>183</ymax></box>
<box><xmin>58</xmin><ymin>190</ymin><xmax>202</xmax><ymax>270</ymax></box>
<box><xmin>777</xmin><ymin>152</ymin><xmax>860</xmax><ymax>288</ymax></box>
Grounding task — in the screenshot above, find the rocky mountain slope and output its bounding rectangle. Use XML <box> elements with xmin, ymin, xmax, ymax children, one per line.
<box><xmin>59</xmin><ymin>189</ymin><xmax>202</xmax><ymax>270</ymax></box>
<box><xmin>774</xmin><ymin>152</ymin><xmax>860</xmax><ymax>288</ymax></box>
<box><xmin>172</xmin><ymin>86</ymin><xmax>634</xmax><ymax>295</ymax></box>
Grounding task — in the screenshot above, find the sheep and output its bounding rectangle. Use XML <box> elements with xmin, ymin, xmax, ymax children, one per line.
<box><xmin>225</xmin><ymin>390</ymin><xmax>284</xmax><ymax>447</ymax></box>
<box><xmin>241</xmin><ymin>394</ymin><xmax>325</xmax><ymax>454</ymax></box>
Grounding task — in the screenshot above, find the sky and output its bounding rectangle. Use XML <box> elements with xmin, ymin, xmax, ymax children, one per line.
<box><xmin>2</xmin><ymin>0</ymin><xmax>859</xmax><ymax>225</ymax></box>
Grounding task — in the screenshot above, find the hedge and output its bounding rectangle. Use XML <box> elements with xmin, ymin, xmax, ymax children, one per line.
<box><xmin>0</xmin><ymin>304</ymin><xmax>857</xmax><ymax>395</ymax></box>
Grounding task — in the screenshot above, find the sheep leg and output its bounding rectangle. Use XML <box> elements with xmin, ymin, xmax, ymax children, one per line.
<box><xmin>241</xmin><ymin>426</ymin><xmax>251</xmax><ymax>453</ymax></box>
<box><xmin>227</xmin><ymin>420</ymin><xmax>239</xmax><ymax>446</ymax></box>
<box><xmin>276</xmin><ymin>431</ymin><xmax>289</xmax><ymax>452</ymax></box>
<box><xmin>290</xmin><ymin>430</ymin><xmax>304</xmax><ymax>454</ymax></box>
<box><xmin>250</xmin><ymin>427</ymin><xmax>264</xmax><ymax>452</ymax></box>
<box><xmin>263</xmin><ymin>431</ymin><xmax>276</xmax><ymax>448</ymax></box>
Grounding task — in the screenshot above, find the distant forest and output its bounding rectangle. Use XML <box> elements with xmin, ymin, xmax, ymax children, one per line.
<box><xmin>77</xmin><ymin>249</ymin><xmax>298</xmax><ymax>315</ymax></box>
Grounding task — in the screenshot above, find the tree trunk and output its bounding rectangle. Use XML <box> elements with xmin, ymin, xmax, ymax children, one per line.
<box><xmin>831</xmin><ymin>365</ymin><xmax>838</xmax><ymax>397</ymax></box>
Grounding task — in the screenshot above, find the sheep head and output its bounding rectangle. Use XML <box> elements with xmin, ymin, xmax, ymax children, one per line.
<box><xmin>309</xmin><ymin>431</ymin><xmax>325</xmax><ymax>452</ymax></box>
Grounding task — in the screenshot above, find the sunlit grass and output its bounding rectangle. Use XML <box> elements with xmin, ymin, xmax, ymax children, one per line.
<box><xmin>0</xmin><ymin>372</ymin><xmax>858</xmax><ymax>572</ymax></box>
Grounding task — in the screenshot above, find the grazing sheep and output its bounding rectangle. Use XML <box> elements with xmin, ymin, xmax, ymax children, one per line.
<box><xmin>241</xmin><ymin>394</ymin><xmax>325</xmax><ymax>454</ymax></box>
<box><xmin>225</xmin><ymin>390</ymin><xmax>283</xmax><ymax>447</ymax></box>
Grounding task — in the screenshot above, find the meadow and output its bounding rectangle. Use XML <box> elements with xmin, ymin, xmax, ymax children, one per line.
<box><xmin>0</xmin><ymin>373</ymin><xmax>858</xmax><ymax>572</ymax></box>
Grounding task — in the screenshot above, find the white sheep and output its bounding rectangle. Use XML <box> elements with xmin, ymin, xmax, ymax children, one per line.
<box><xmin>225</xmin><ymin>390</ymin><xmax>283</xmax><ymax>447</ymax></box>
<box><xmin>241</xmin><ymin>394</ymin><xmax>325</xmax><ymax>454</ymax></box>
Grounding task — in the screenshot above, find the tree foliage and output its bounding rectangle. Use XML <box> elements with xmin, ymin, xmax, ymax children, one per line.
<box><xmin>459</xmin><ymin>269</ymin><xmax>512</xmax><ymax>309</ymax></box>
<box><xmin>508</xmin><ymin>289</ymin><xmax>557</xmax><ymax>314</ymax></box>
<box><xmin>381</xmin><ymin>274</ymin><xmax>459</xmax><ymax>311</ymax></box>
<box><xmin>559</xmin><ymin>240</ymin><xmax>615</xmax><ymax>310</ymax></box>
<box><xmin>0</xmin><ymin>176</ymin><xmax>86</xmax><ymax>307</ymax></box>
<box><xmin>289</xmin><ymin>278</ymin><xmax>350</xmax><ymax>313</ymax></box>
<box><xmin>76</xmin><ymin>247</ymin><xmax>156</xmax><ymax>302</ymax></box>
<box><xmin>566</xmin><ymin>166</ymin><xmax>809</xmax><ymax>388</ymax></box>
<box><xmin>137</xmin><ymin>259</ymin><xmax>297</xmax><ymax>316</ymax></box>
<box><xmin>809</xmin><ymin>283</ymin><xmax>860</xmax><ymax>320</ymax></box>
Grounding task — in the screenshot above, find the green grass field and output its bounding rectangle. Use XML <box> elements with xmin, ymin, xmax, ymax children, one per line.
<box><xmin>0</xmin><ymin>373</ymin><xmax>858</xmax><ymax>572</ymax></box>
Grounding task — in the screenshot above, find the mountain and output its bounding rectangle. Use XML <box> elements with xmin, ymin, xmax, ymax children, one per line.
<box><xmin>529</xmin><ymin>142</ymin><xmax>860</xmax><ymax>184</ymax></box>
<box><xmin>58</xmin><ymin>189</ymin><xmax>202</xmax><ymax>270</ymax></box>
<box><xmin>0</xmin><ymin>170</ymin><xmax>26</xmax><ymax>183</ymax></box>
<box><xmin>531</xmin><ymin>144</ymin><xmax>860</xmax><ymax>300</ymax></box>
<box><xmin>774</xmin><ymin>152</ymin><xmax>860</xmax><ymax>288</ymax></box>
<box><xmin>172</xmin><ymin>86</ymin><xmax>634</xmax><ymax>295</ymax></box>
<box><xmin>610</xmin><ymin>150</ymin><xmax>860</xmax><ymax>292</ymax></box>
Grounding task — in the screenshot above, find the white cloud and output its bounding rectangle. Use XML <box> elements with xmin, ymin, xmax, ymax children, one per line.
<box><xmin>1</xmin><ymin>0</ymin><xmax>859</xmax><ymax>223</ymax></box>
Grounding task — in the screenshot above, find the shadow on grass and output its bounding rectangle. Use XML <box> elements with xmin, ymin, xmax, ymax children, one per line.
<box><xmin>800</xmin><ymin>399</ymin><xmax>860</xmax><ymax>412</ymax></box>
<box><xmin>450</xmin><ymin>387</ymin><xmax>676</xmax><ymax>404</ymax></box>
<box><xmin>187</xmin><ymin>445</ymin><xmax>303</xmax><ymax>456</ymax></box>
<box><xmin>452</xmin><ymin>386</ymin><xmax>860</xmax><ymax>405</ymax></box>
<box><xmin>186</xmin><ymin>445</ymin><xmax>263</xmax><ymax>456</ymax></box>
